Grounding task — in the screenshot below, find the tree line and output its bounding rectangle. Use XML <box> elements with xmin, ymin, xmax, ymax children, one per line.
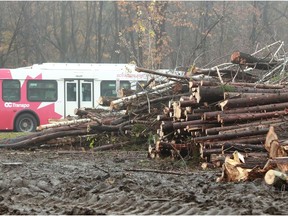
<box><xmin>0</xmin><ymin>1</ymin><xmax>287</xmax><ymax>69</ymax></box>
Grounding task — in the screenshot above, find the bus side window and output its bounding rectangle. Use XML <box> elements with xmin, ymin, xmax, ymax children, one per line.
<box><xmin>100</xmin><ymin>81</ymin><xmax>116</xmax><ymax>97</ymax></box>
<box><xmin>2</xmin><ymin>80</ymin><xmax>20</xmax><ymax>102</ymax></box>
<box><xmin>27</xmin><ymin>80</ymin><xmax>57</xmax><ymax>102</ymax></box>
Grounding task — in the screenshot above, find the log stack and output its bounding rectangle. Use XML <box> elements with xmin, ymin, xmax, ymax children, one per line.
<box><xmin>149</xmin><ymin>80</ymin><xmax>288</xmax><ymax>166</ymax></box>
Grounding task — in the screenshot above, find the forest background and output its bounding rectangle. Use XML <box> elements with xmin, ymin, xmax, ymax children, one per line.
<box><xmin>0</xmin><ymin>1</ymin><xmax>287</xmax><ymax>70</ymax></box>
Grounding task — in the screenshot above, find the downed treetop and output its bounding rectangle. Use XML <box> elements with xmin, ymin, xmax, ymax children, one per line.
<box><xmin>231</xmin><ymin>51</ymin><xmax>278</xmax><ymax>70</ymax></box>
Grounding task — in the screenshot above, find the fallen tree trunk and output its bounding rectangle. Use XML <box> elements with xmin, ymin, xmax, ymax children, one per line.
<box><xmin>223</xmin><ymin>92</ymin><xmax>278</xmax><ymax>99</ymax></box>
<box><xmin>218</xmin><ymin>125</ymin><xmax>271</xmax><ymax>135</ymax></box>
<box><xmin>204</xmin><ymin>102</ymin><xmax>288</xmax><ymax>121</ymax></box>
<box><xmin>220</xmin><ymin>93</ymin><xmax>288</xmax><ymax>110</ymax></box>
<box><xmin>195</xmin><ymin>85</ymin><xmax>287</xmax><ymax>104</ymax></box>
<box><xmin>228</xmin><ymin>82</ymin><xmax>285</xmax><ymax>89</ymax></box>
<box><xmin>194</xmin><ymin>128</ymin><xmax>269</xmax><ymax>143</ymax></box>
<box><xmin>203</xmin><ymin>135</ymin><xmax>266</xmax><ymax>145</ymax></box>
<box><xmin>218</xmin><ymin>110</ymin><xmax>288</xmax><ymax>124</ymax></box>
<box><xmin>205</xmin><ymin>119</ymin><xmax>283</xmax><ymax>135</ymax></box>
<box><xmin>0</xmin><ymin>129</ymin><xmax>88</xmax><ymax>149</ymax></box>
<box><xmin>231</xmin><ymin>51</ymin><xmax>278</xmax><ymax>70</ymax></box>
<box><xmin>37</xmin><ymin>119</ymin><xmax>92</xmax><ymax>131</ymax></box>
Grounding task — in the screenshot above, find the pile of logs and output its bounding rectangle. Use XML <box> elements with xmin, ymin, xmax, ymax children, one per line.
<box><xmin>145</xmin><ymin>65</ymin><xmax>288</xmax><ymax>187</ymax></box>
<box><xmin>149</xmin><ymin>80</ymin><xmax>288</xmax><ymax>161</ymax></box>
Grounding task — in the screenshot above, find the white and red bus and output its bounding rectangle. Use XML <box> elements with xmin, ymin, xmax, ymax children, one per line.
<box><xmin>0</xmin><ymin>63</ymin><xmax>148</xmax><ymax>132</ymax></box>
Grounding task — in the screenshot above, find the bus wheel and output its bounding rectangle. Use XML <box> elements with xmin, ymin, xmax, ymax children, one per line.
<box><xmin>15</xmin><ymin>113</ymin><xmax>37</xmax><ymax>132</ymax></box>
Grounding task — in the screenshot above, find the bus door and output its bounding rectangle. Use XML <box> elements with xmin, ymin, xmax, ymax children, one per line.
<box><xmin>64</xmin><ymin>80</ymin><xmax>93</xmax><ymax>117</ymax></box>
<box><xmin>80</xmin><ymin>80</ymin><xmax>93</xmax><ymax>108</ymax></box>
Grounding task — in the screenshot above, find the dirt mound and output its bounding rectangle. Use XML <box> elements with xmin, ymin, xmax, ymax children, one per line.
<box><xmin>0</xmin><ymin>150</ymin><xmax>287</xmax><ymax>215</ymax></box>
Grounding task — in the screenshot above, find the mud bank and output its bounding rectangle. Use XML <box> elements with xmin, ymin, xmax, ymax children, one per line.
<box><xmin>0</xmin><ymin>149</ymin><xmax>286</xmax><ymax>215</ymax></box>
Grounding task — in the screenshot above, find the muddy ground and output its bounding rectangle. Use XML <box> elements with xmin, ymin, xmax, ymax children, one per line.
<box><xmin>0</xmin><ymin>149</ymin><xmax>287</xmax><ymax>215</ymax></box>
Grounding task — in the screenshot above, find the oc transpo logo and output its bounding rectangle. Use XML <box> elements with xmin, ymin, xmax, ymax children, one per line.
<box><xmin>4</xmin><ymin>102</ymin><xmax>30</xmax><ymax>108</ymax></box>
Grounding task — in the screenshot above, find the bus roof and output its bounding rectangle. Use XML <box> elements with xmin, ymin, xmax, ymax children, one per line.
<box><xmin>0</xmin><ymin>63</ymin><xmax>148</xmax><ymax>81</ymax></box>
<box><xmin>23</xmin><ymin>63</ymin><xmax>137</xmax><ymax>71</ymax></box>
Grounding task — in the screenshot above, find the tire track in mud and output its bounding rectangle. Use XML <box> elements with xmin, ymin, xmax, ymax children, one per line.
<box><xmin>0</xmin><ymin>150</ymin><xmax>287</xmax><ymax>215</ymax></box>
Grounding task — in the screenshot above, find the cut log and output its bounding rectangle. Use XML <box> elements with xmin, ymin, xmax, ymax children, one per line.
<box><xmin>185</xmin><ymin>114</ymin><xmax>202</xmax><ymax>121</ymax></box>
<box><xmin>219</xmin><ymin>125</ymin><xmax>271</xmax><ymax>135</ymax></box>
<box><xmin>217</xmin><ymin>110</ymin><xmax>288</xmax><ymax>124</ymax></box>
<box><xmin>194</xmin><ymin>128</ymin><xmax>269</xmax><ymax>143</ymax></box>
<box><xmin>204</xmin><ymin>102</ymin><xmax>288</xmax><ymax>121</ymax></box>
<box><xmin>194</xmin><ymin>85</ymin><xmax>281</xmax><ymax>104</ymax></box>
<box><xmin>172</xmin><ymin>119</ymin><xmax>219</xmax><ymax>130</ymax></box>
<box><xmin>220</xmin><ymin>93</ymin><xmax>288</xmax><ymax>110</ymax></box>
<box><xmin>264</xmin><ymin>126</ymin><xmax>288</xmax><ymax>158</ymax></box>
<box><xmin>229</xmin><ymin>82</ymin><xmax>285</xmax><ymax>89</ymax></box>
<box><xmin>264</xmin><ymin>169</ymin><xmax>288</xmax><ymax>189</ymax></box>
<box><xmin>216</xmin><ymin>151</ymin><xmax>268</xmax><ymax>182</ymax></box>
<box><xmin>231</xmin><ymin>51</ymin><xmax>278</xmax><ymax>70</ymax></box>
<box><xmin>205</xmin><ymin>119</ymin><xmax>283</xmax><ymax>135</ymax></box>
<box><xmin>179</xmin><ymin>99</ymin><xmax>199</xmax><ymax>108</ymax></box>
<box><xmin>172</xmin><ymin>102</ymin><xmax>184</xmax><ymax>120</ymax></box>
<box><xmin>224</xmin><ymin>92</ymin><xmax>278</xmax><ymax>99</ymax></box>
<box><xmin>203</xmin><ymin>135</ymin><xmax>266</xmax><ymax>145</ymax></box>
<box><xmin>37</xmin><ymin>119</ymin><xmax>91</xmax><ymax>131</ymax></box>
<box><xmin>216</xmin><ymin>152</ymin><xmax>251</xmax><ymax>182</ymax></box>
<box><xmin>194</xmin><ymin>86</ymin><xmax>225</xmax><ymax>103</ymax></box>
